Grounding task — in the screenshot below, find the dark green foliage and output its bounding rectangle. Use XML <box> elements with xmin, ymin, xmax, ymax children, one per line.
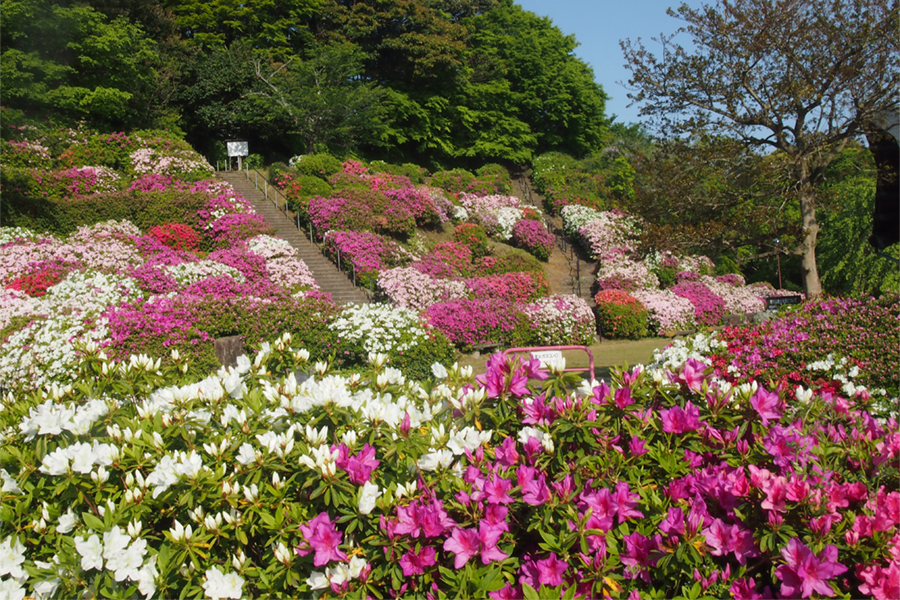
<box><xmin>1</xmin><ymin>0</ymin><xmax>158</xmax><ymax>128</ymax></box>
<box><xmin>475</xmin><ymin>163</ymin><xmax>512</xmax><ymax>194</ymax></box>
<box><xmin>815</xmin><ymin>146</ymin><xmax>899</xmax><ymax>295</ymax></box>
<box><xmin>368</xmin><ymin>160</ymin><xmax>429</xmax><ymax>184</ymax></box>
<box><xmin>430</xmin><ymin>168</ymin><xmax>476</xmax><ymax>194</ymax></box>
<box><xmin>381</xmin><ymin>329</ymin><xmax>456</xmax><ymax>382</ymax></box>
<box><xmin>0</xmin><ymin>172</ymin><xmax>209</xmax><ymax>236</ymax></box>
<box><xmin>294</xmin><ymin>154</ymin><xmax>343</xmax><ymax>179</ymax></box>
<box><xmin>531</xmin><ymin>150</ymin><xmax>635</xmax><ymax>215</ymax></box>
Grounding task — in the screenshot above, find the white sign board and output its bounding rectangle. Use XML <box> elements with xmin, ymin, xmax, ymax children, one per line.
<box><xmin>530</xmin><ymin>350</ymin><xmax>562</xmax><ymax>367</ymax></box>
<box><xmin>226</xmin><ymin>141</ymin><xmax>249</xmax><ymax>157</ymax></box>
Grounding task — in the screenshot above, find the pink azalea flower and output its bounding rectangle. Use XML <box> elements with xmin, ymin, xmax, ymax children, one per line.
<box><xmin>730</xmin><ymin>577</ymin><xmax>764</xmax><ymax>600</ymax></box>
<box><xmin>489</xmin><ymin>583</ymin><xmax>523</xmax><ymax>600</ymax></box>
<box><xmin>483</xmin><ymin>473</ymin><xmax>514</xmax><ymax>505</ymax></box>
<box><xmin>775</xmin><ymin>538</ymin><xmax>847</xmax><ymax>598</ymax></box>
<box><xmin>443</xmin><ymin>527</ymin><xmax>480</xmax><ymax>569</ymax></box>
<box><xmin>859</xmin><ymin>562</ymin><xmax>900</xmax><ymax>600</ymax></box>
<box><xmin>614</xmin><ymin>387</ymin><xmax>634</xmax><ymax>409</ymax></box>
<box><xmin>660</xmin><ymin>401</ymin><xmax>701</xmax><ymax>433</ymax></box>
<box><xmin>620</xmin><ymin>532</ymin><xmax>661</xmax><ymax>583</ymax></box>
<box><xmin>590</xmin><ymin>381</ymin><xmax>611</xmax><ymax>405</ymax></box>
<box><xmin>399</xmin><ymin>546</ymin><xmax>437</xmax><ymax>576</ymax></box>
<box><xmin>614</xmin><ymin>482</ymin><xmax>644</xmax><ymax>522</ymax></box>
<box><xmin>296</xmin><ymin>513</ymin><xmax>347</xmax><ymax>567</ymax></box>
<box><xmin>750</xmin><ymin>387</ymin><xmax>782</xmax><ymax>427</ymax></box>
<box><xmin>659</xmin><ymin>507</ymin><xmax>685</xmax><ymax>536</ymax></box>
<box><xmin>629</xmin><ymin>435</ymin><xmax>649</xmax><ymax>457</ymax></box>
<box><xmin>536</xmin><ymin>552</ymin><xmax>568</xmax><ymax>587</ymax></box>
<box><xmin>677</xmin><ymin>358</ymin><xmax>707</xmax><ymax>393</ymax></box>
<box><xmin>494</xmin><ymin>436</ymin><xmax>519</xmax><ymax>468</ymax></box>
<box><xmin>521</xmin><ymin>472</ymin><xmax>551</xmax><ymax>506</ymax></box>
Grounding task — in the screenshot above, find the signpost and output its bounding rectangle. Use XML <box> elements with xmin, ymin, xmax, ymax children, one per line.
<box><xmin>765</xmin><ymin>295</ymin><xmax>803</xmax><ymax>310</ymax></box>
<box><xmin>226</xmin><ymin>141</ymin><xmax>249</xmax><ymax>171</ymax></box>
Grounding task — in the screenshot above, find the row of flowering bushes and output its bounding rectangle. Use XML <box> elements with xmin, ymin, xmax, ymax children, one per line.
<box><xmin>271</xmin><ymin>158</ymin><xmax>571</xmax><ymax>348</ymax></box>
<box><xmin>560</xmin><ymin>205</ymin><xmax>792</xmax><ymax>335</ymax></box>
<box><xmin>0</xmin><ymin>311</ymin><xmax>896</xmax><ymax>599</ymax></box>
<box><xmin>680</xmin><ymin>295</ymin><xmax>900</xmax><ymax>406</ymax></box>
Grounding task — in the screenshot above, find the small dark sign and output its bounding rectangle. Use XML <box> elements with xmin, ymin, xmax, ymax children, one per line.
<box><xmin>766</xmin><ymin>295</ymin><xmax>803</xmax><ymax>310</ymax></box>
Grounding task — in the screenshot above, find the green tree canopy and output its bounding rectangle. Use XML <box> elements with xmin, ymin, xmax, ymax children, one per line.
<box><xmin>1</xmin><ymin>0</ymin><xmax>159</xmax><ymax>126</ymax></box>
<box><xmin>622</xmin><ymin>0</ymin><xmax>900</xmax><ymax>297</ymax></box>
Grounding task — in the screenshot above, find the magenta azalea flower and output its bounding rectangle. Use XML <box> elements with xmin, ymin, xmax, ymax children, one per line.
<box><xmin>295</xmin><ymin>513</ymin><xmax>347</xmax><ymax>567</ymax></box>
<box><xmin>536</xmin><ymin>552</ymin><xmax>568</xmax><ymax>587</ymax></box>
<box><xmin>660</xmin><ymin>401</ymin><xmax>701</xmax><ymax>433</ymax></box>
<box><xmin>399</xmin><ymin>546</ymin><xmax>437</xmax><ymax>576</ymax></box>
<box><xmin>750</xmin><ymin>387</ymin><xmax>782</xmax><ymax>427</ymax></box>
<box><xmin>620</xmin><ymin>532</ymin><xmax>661</xmax><ymax>582</ymax></box>
<box><xmin>775</xmin><ymin>538</ymin><xmax>847</xmax><ymax>598</ymax></box>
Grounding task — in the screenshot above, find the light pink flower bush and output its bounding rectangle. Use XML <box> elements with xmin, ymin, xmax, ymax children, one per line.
<box><xmin>595</xmin><ymin>257</ymin><xmax>659</xmax><ymax>292</ymax></box>
<box><xmin>377</xmin><ymin>267</ymin><xmax>467</xmax><ymax>312</ymax></box>
<box><xmin>632</xmin><ymin>288</ymin><xmax>697</xmax><ymax>333</ymax></box>
<box><xmin>522</xmin><ymin>294</ymin><xmax>595</xmax><ymax>345</ymax></box>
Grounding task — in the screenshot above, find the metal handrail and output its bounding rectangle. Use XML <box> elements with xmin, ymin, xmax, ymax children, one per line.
<box><xmin>215</xmin><ymin>163</ymin><xmax>372</xmax><ymax>300</ymax></box>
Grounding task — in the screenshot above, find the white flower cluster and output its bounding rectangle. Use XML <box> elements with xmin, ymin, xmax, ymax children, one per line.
<box><xmin>0</xmin><ymin>270</ymin><xmax>141</xmax><ymax>390</ymax></box>
<box><xmin>18</xmin><ymin>397</ymin><xmax>110</xmax><ymax>441</ymax></box>
<box><xmin>129</xmin><ymin>147</ymin><xmax>214</xmax><ymax>178</ymax></box>
<box><xmin>649</xmin><ymin>332</ymin><xmax>726</xmax><ymax>372</ymax></box>
<box><xmin>560</xmin><ymin>204</ymin><xmax>602</xmax><ymax>236</ymax></box>
<box><xmin>163</xmin><ymin>260</ymin><xmax>246</xmax><ymax>285</ymax></box>
<box><xmin>806</xmin><ymin>353</ymin><xmax>886</xmax><ymax>399</ymax></box>
<box><xmin>74</xmin><ymin>527</ymin><xmax>157</xmax><ymax>597</ymax></box>
<box><xmin>328</xmin><ymin>303</ymin><xmax>432</xmax><ymax>355</ymax></box>
<box><xmin>306</xmin><ymin>556</ymin><xmax>369</xmax><ymax>591</ymax></box>
<box><xmin>0</xmin><ymin>226</ymin><xmax>43</xmax><ymax>246</ymax></box>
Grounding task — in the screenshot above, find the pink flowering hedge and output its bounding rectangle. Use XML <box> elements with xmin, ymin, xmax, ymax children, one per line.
<box><xmin>705</xmin><ymin>295</ymin><xmax>900</xmax><ymax>405</ymax></box>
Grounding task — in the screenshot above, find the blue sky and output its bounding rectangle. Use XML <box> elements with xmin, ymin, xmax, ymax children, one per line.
<box><xmin>514</xmin><ymin>0</ymin><xmax>701</xmax><ymax>126</ymax></box>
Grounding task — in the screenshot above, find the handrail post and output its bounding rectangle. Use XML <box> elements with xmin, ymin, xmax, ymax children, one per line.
<box><xmin>264</xmin><ymin>180</ymin><xmax>268</xmax><ymax>200</ymax></box>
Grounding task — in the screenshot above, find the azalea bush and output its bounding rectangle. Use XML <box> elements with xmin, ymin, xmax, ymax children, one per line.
<box><xmin>454</xmin><ymin>223</ymin><xmax>491</xmax><ymax>259</ymax></box>
<box><xmin>511</xmin><ymin>219</ymin><xmax>554</xmax><ymax>262</ymax></box>
<box><xmin>322</xmin><ymin>231</ymin><xmax>406</xmax><ymax>288</ymax></box>
<box><xmin>1</xmin><ymin>327</ymin><xmax>896</xmax><ymax>599</ymax></box>
<box><xmin>594</xmin><ymin>290</ymin><xmax>649</xmax><ymax>340</ymax></box>
<box><xmin>522</xmin><ymin>294</ymin><xmax>595</xmax><ymax>346</ymax></box>
<box><xmin>148</xmin><ymin>223</ymin><xmax>200</xmax><ymax>252</ymax></box>
<box><xmin>328</xmin><ymin>303</ymin><xmax>455</xmax><ymax>381</ymax></box>
<box><xmin>702</xmin><ymin>295</ymin><xmax>900</xmax><ymax>409</ymax></box>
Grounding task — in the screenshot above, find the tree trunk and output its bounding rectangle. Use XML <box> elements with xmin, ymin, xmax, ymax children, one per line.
<box><xmin>796</xmin><ymin>161</ymin><xmax>823</xmax><ymax>298</ymax></box>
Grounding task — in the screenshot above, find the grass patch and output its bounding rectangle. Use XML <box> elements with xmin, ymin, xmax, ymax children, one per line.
<box><xmin>456</xmin><ymin>337</ymin><xmax>672</xmax><ymax>379</ymax></box>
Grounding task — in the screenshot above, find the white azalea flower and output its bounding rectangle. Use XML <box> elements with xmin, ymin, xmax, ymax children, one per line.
<box><xmin>0</xmin><ymin>536</ymin><xmax>27</xmax><ymax>579</ymax></box>
<box><xmin>75</xmin><ymin>534</ymin><xmax>104</xmax><ymax>571</ymax></box>
<box><xmin>306</xmin><ymin>570</ymin><xmax>329</xmax><ymax>589</ymax></box>
<box><xmin>358</xmin><ymin>481</ymin><xmax>382</xmax><ymax>515</ymax></box>
<box><xmin>57</xmin><ymin>508</ymin><xmax>77</xmax><ymax>534</ymax></box>
<box><xmin>202</xmin><ymin>566</ymin><xmax>245</xmax><ymax>600</ymax></box>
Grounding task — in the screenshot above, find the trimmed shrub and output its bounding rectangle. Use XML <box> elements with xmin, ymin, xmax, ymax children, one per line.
<box><xmin>511</xmin><ymin>219</ymin><xmax>554</xmax><ymax>262</ymax></box>
<box><xmin>293</xmin><ymin>153</ymin><xmax>343</xmax><ymax>179</ymax></box>
<box><xmin>454</xmin><ymin>223</ymin><xmax>491</xmax><ymax>258</ymax></box>
<box><xmin>430</xmin><ymin>168</ymin><xmax>476</xmax><ymax>195</ymax></box>
<box><xmin>148</xmin><ymin>223</ymin><xmax>200</xmax><ymax>251</ymax></box>
<box><xmin>594</xmin><ymin>289</ymin><xmax>649</xmax><ymax>339</ymax></box>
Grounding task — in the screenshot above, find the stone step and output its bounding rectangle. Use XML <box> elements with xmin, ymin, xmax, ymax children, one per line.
<box><xmin>216</xmin><ymin>171</ymin><xmax>369</xmax><ymax>305</ymax></box>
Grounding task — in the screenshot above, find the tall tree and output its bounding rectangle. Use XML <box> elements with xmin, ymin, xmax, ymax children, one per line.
<box><xmin>621</xmin><ymin>0</ymin><xmax>899</xmax><ymax>297</ymax></box>
<box><xmin>1</xmin><ymin>0</ymin><xmax>158</xmax><ymax>127</ymax></box>
<box><xmin>251</xmin><ymin>43</ymin><xmax>386</xmax><ymax>155</ymax></box>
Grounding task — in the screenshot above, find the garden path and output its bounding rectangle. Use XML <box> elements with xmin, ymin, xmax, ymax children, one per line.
<box><xmin>216</xmin><ymin>171</ymin><xmax>370</xmax><ymax>304</ymax></box>
<box><xmin>510</xmin><ymin>170</ymin><xmax>596</xmax><ymax>301</ymax></box>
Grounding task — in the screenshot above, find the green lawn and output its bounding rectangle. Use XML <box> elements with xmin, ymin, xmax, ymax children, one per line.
<box><xmin>456</xmin><ymin>337</ymin><xmax>672</xmax><ymax>379</ymax></box>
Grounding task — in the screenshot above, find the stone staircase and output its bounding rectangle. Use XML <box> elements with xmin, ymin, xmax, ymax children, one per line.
<box><xmin>216</xmin><ymin>170</ymin><xmax>370</xmax><ymax>305</ymax></box>
<box><xmin>510</xmin><ymin>170</ymin><xmax>596</xmax><ymax>301</ymax></box>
